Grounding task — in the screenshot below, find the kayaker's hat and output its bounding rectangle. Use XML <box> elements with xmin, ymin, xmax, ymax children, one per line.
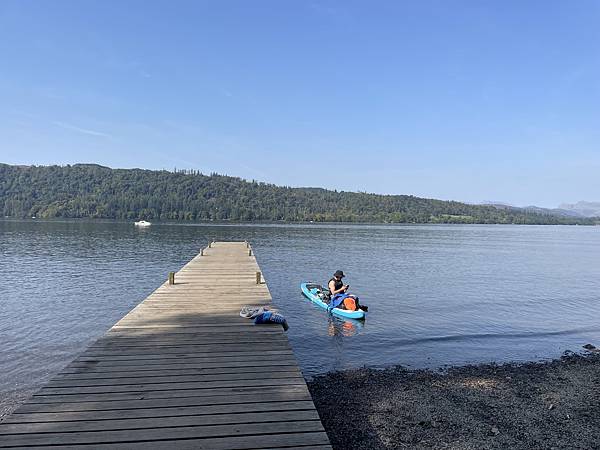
<box><xmin>334</xmin><ymin>270</ymin><xmax>345</xmax><ymax>278</ymax></box>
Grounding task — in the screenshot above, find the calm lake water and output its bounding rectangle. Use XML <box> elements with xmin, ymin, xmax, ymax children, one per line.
<box><xmin>2</xmin><ymin>220</ymin><xmax>600</xmax><ymax>414</ymax></box>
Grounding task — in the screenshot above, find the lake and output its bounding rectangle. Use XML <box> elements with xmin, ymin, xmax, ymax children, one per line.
<box><xmin>2</xmin><ymin>220</ymin><xmax>600</xmax><ymax>415</ymax></box>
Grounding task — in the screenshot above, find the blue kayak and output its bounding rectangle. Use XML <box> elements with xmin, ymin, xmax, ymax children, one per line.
<box><xmin>300</xmin><ymin>282</ymin><xmax>366</xmax><ymax>320</ymax></box>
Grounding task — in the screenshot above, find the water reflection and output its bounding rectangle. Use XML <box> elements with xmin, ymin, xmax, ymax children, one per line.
<box><xmin>327</xmin><ymin>315</ymin><xmax>365</xmax><ymax>337</ymax></box>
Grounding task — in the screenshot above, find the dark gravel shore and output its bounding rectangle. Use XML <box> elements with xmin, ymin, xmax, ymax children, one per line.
<box><xmin>308</xmin><ymin>352</ymin><xmax>600</xmax><ymax>450</ymax></box>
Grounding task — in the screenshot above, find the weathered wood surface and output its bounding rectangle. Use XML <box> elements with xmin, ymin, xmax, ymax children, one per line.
<box><xmin>0</xmin><ymin>241</ymin><xmax>331</xmax><ymax>449</ymax></box>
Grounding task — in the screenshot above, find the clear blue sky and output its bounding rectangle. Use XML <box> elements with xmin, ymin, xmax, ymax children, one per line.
<box><xmin>1</xmin><ymin>0</ymin><xmax>598</xmax><ymax>207</ymax></box>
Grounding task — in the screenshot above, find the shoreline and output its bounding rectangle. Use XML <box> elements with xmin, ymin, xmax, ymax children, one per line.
<box><xmin>1</xmin><ymin>217</ymin><xmax>597</xmax><ymax>227</ymax></box>
<box><xmin>308</xmin><ymin>352</ymin><xmax>600</xmax><ymax>449</ymax></box>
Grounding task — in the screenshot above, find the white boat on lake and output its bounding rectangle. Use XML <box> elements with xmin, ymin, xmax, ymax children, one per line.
<box><xmin>134</xmin><ymin>220</ymin><xmax>152</xmax><ymax>227</ymax></box>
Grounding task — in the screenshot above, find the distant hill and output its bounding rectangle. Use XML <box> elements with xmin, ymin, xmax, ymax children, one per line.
<box><xmin>482</xmin><ymin>201</ymin><xmax>592</xmax><ymax>219</ymax></box>
<box><xmin>522</xmin><ymin>206</ymin><xmax>586</xmax><ymax>218</ymax></box>
<box><xmin>558</xmin><ymin>201</ymin><xmax>600</xmax><ymax>218</ymax></box>
<box><xmin>0</xmin><ymin>163</ymin><xmax>596</xmax><ymax>225</ymax></box>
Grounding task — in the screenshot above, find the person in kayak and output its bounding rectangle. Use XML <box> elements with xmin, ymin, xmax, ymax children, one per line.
<box><xmin>328</xmin><ymin>270</ymin><xmax>367</xmax><ymax>312</ymax></box>
<box><xmin>328</xmin><ymin>270</ymin><xmax>349</xmax><ymax>297</ymax></box>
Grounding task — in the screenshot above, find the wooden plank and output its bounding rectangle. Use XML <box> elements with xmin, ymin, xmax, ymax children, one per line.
<box><xmin>70</xmin><ymin>353</ymin><xmax>296</xmax><ymax>363</ymax></box>
<box><xmin>0</xmin><ymin>433</ymin><xmax>331</xmax><ymax>450</ymax></box>
<box><xmin>83</xmin><ymin>346</ymin><xmax>293</xmax><ymax>355</ymax></box>
<box><xmin>20</xmin><ymin>388</ymin><xmax>313</xmax><ymax>410</ymax></box>
<box><xmin>24</xmin><ymin>385</ymin><xmax>310</xmax><ymax>413</ymax></box>
<box><xmin>103</xmin><ymin>327</ymin><xmax>283</xmax><ymax>335</ymax></box>
<box><xmin>63</xmin><ymin>360</ymin><xmax>300</xmax><ymax>372</ymax></box>
<box><xmin>0</xmin><ymin>409</ymin><xmax>321</xmax><ymax>434</ymax></box>
<box><xmin>1</xmin><ymin>400</ymin><xmax>318</xmax><ymax>424</ymax></box>
<box><xmin>53</xmin><ymin>366</ymin><xmax>302</xmax><ymax>381</ymax></box>
<box><xmin>267</xmin><ymin>447</ymin><xmax>333</xmax><ymax>450</ymax></box>
<box><xmin>46</xmin><ymin>370</ymin><xmax>301</xmax><ymax>387</ymax></box>
<box><xmin>61</xmin><ymin>362</ymin><xmax>300</xmax><ymax>374</ymax></box>
<box><xmin>90</xmin><ymin>337</ymin><xmax>290</xmax><ymax>345</ymax></box>
<box><xmin>93</xmin><ymin>334</ymin><xmax>290</xmax><ymax>345</ymax></box>
<box><xmin>75</xmin><ymin>349</ymin><xmax>294</xmax><ymax>360</ymax></box>
<box><xmin>40</xmin><ymin>372</ymin><xmax>303</xmax><ymax>392</ymax></box>
<box><xmin>0</xmin><ymin>420</ymin><xmax>325</xmax><ymax>446</ymax></box>
<box><xmin>37</xmin><ymin>378</ymin><xmax>306</xmax><ymax>396</ymax></box>
<box><xmin>80</xmin><ymin>348</ymin><xmax>293</xmax><ymax>357</ymax></box>
<box><xmin>0</xmin><ymin>242</ymin><xmax>331</xmax><ymax>449</ymax></box>
<box><xmin>66</xmin><ymin>357</ymin><xmax>300</xmax><ymax>370</ymax></box>
<box><xmin>96</xmin><ymin>331</ymin><xmax>288</xmax><ymax>339</ymax></box>
<box><xmin>87</xmin><ymin>342</ymin><xmax>292</xmax><ymax>352</ymax></box>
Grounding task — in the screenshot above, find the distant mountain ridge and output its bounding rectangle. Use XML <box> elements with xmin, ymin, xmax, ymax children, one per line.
<box><xmin>558</xmin><ymin>201</ymin><xmax>600</xmax><ymax>218</ymax></box>
<box><xmin>0</xmin><ymin>163</ymin><xmax>597</xmax><ymax>225</ymax></box>
<box><xmin>482</xmin><ymin>201</ymin><xmax>598</xmax><ymax>219</ymax></box>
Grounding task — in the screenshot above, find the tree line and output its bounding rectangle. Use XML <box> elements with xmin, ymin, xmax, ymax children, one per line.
<box><xmin>0</xmin><ymin>163</ymin><xmax>595</xmax><ymax>225</ymax></box>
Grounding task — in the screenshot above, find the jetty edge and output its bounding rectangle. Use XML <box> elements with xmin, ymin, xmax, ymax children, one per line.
<box><xmin>0</xmin><ymin>241</ymin><xmax>331</xmax><ymax>449</ymax></box>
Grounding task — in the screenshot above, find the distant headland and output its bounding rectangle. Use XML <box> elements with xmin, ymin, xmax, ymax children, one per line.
<box><xmin>0</xmin><ymin>163</ymin><xmax>597</xmax><ymax>225</ymax></box>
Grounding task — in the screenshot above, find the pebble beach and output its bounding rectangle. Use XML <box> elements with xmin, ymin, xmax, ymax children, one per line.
<box><xmin>308</xmin><ymin>351</ymin><xmax>600</xmax><ymax>449</ymax></box>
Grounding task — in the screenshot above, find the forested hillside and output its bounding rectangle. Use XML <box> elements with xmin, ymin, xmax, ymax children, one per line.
<box><xmin>0</xmin><ymin>164</ymin><xmax>594</xmax><ymax>224</ymax></box>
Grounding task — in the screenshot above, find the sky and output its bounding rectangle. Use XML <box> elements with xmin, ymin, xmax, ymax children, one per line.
<box><xmin>0</xmin><ymin>0</ymin><xmax>598</xmax><ymax>207</ymax></box>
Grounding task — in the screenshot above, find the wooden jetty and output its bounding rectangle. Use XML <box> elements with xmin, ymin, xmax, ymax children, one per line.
<box><xmin>0</xmin><ymin>242</ymin><xmax>331</xmax><ymax>449</ymax></box>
